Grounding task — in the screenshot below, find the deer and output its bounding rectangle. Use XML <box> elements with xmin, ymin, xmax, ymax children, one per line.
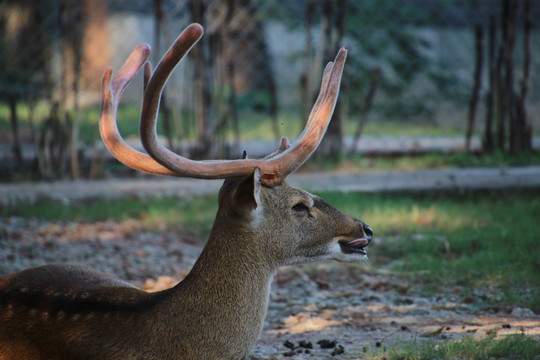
<box><xmin>0</xmin><ymin>23</ymin><xmax>372</xmax><ymax>360</ymax></box>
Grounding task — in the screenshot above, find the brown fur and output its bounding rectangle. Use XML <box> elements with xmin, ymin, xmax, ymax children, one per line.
<box><xmin>0</xmin><ymin>174</ymin><xmax>371</xmax><ymax>360</ymax></box>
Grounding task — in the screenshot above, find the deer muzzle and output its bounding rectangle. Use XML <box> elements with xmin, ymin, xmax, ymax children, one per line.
<box><xmin>338</xmin><ymin>224</ymin><xmax>372</xmax><ymax>255</ymax></box>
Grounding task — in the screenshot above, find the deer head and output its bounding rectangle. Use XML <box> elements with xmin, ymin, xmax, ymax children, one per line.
<box><xmin>0</xmin><ymin>23</ymin><xmax>372</xmax><ymax>360</ymax></box>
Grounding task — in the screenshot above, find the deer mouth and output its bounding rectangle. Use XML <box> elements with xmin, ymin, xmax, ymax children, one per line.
<box><xmin>339</xmin><ymin>238</ymin><xmax>369</xmax><ymax>255</ymax></box>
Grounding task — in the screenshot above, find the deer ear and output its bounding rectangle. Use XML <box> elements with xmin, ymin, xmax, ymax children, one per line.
<box><xmin>233</xmin><ymin>167</ymin><xmax>262</xmax><ymax>211</ymax></box>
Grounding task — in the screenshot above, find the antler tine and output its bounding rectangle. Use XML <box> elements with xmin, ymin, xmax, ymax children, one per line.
<box><xmin>301</xmin><ymin>61</ymin><xmax>334</xmax><ymax>139</ymax></box>
<box><xmin>99</xmin><ymin>43</ymin><xmax>178</xmax><ymax>176</ymax></box>
<box><xmin>263</xmin><ymin>137</ymin><xmax>292</xmax><ymax>160</ymax></box>
<box><xmin>143</xmin><ymin>62</ymin><xmax>152</xmax><ymax>91</ymax></box>
<box><xmin>139</xmin><ymin>23</ymin><xmax>220</xmax><ymax>176</ymax></box>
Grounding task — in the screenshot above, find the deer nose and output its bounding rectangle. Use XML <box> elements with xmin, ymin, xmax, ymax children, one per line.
<box><xmin>363</xmin><ymin>224</ymin><xmax>373</xmax><ymax>242</ymax></box>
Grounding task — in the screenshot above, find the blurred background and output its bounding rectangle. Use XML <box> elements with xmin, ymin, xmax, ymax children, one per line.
<box><xmin>0</xmin><ymin>0</ymin><xmax>538</xmax><ymax>181</ymax></box>
<box><xmin>1</xmin><ymin>2</ymin><xmax>540</xmax><ymax>351</ymax></box>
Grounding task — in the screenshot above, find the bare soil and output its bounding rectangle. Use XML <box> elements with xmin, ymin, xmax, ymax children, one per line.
<box><xmin>1</xmin><ymin>217</ymin><xmax>538</xmax><ymax>359</ymax></box>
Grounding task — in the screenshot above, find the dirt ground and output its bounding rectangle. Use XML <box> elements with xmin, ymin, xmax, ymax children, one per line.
<box><xmin>1</xmin><ymin>217</ymin><xmax>538</xmax><ymax>359</ymax></box>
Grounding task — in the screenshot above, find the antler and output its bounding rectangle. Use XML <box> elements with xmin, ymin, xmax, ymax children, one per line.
<box><xmin>100</xmin><ymin>23</ymin><xmax>347</xmax><ymax>186</ymax></box>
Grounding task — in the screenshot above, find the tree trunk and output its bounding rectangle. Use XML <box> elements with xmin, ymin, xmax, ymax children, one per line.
<box><xmin>465</xmin><ymin>26</ymin><xmax>483</xmax><ymax>152</ymax></box>
<box><xmin>244</xmin><ymin>0</ymin><xmax>280</xmax><ymax>141</ymax></box>
<box><xmin>503</xmin><ymin>0</ymin><xmax>518</xmax><ymax>155</ymax></box>
<box><xmin>490</xmin><ymin>0</ymin><xmax>531</xmax><ymax>155</ymax></box>
<box><xmin>349</xmin><ymin>68</ymin><xmax>380</xmax><ymax>156</ymax></box>
<box><xmin>69</xmin><ymin>3</ymin><xmax>84</xmax><ymax>180</ymax></box>
<box><xmin>320</xmin><ymin>0</ymin><xmax>346</xmax><ymax>158</ymax></box>
<box><xmin>190</xmin><ymin>0</ymin><xmax>213</xmax><ymax>157</ymax></box>
<box><xmin>227</xmin><ymin>62</ymin><xmax>240</xmax><ymax>156</ymax></box>
<box><xmin>495</xmin><ymin>41</ymin><xmax>505</xmax><ymax>151</ymax></box>
<box><xmin>154</xmin><ymin>0</ymin><xmax>175</xmax><ymax>151</ymax></box>
<box><xmin>301</xmin><ymin>0</ymin><xmax>316</xmax><ymax>123</ymax></box>
<box><xmin>8</xmin><ymin>97</ymin><xmax>24</xmax><ymax>169</ymax></box>
<box><xmin>496</xmin><ymin>0</ymin><xmax>513</xmax><ymax>152</ymax></box>
<box><xmin>225</xmin><ymin>0</ymin><xmax>240</xmax><ymax>155</ymax></box>
<box><xmin>483</xmin><ymin>17</ymin><xmax>496</xmax><ymax>152</ymax></box>
<box><xmin>513</xmin><ymin>0</ymin><xmax>532</xmax><ymax>153</ymax></box>
<box><xmin>60</xmin><ymin>0</ymin><xmax>85</xmax><ymax>179</ymax></box>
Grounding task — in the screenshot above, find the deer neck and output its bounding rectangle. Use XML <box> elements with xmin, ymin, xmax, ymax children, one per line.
<box><xmin>156</xmin><ymin>216</ymin><xmax>275</xmax><ymax>354</ymax></box>
<box><xmin>181</xmin><ymin>216</ymin><xmax>275</xmax><ymax>302</ymax></box>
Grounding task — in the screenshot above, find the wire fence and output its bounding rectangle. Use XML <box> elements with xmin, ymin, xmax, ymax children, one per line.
<box><xmin>0</xmin><ymin>0</ymin><xmax>538</xmax><ymax>179</ymax></box>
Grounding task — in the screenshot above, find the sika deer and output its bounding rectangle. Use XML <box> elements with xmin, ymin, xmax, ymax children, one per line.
<box><xmin>0</xmin><ymin>24</ymin><xmax>372</xmax><ymax>360</ymax></box>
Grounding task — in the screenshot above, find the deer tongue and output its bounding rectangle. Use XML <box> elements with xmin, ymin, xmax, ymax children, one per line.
<box><xmin>339</xmin><ymin>238</ymin><xmax>369</xmax><ymax>255</ymax></box>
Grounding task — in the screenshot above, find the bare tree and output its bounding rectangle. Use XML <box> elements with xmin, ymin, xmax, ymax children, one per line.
<box><xmin>7</xmin><ymin>96</ymin><xmax>24</xmax><ymax>167</ymax></box>
<box><xmin>210</xmin><ymin>0</ymin><xmax>240</xmax><ymax>156</ymax></box>
<box><xmin>300</xmin><ymin>0</ymin><xmax>317</xmax><ymax>123</ymax></box>
<box><xmin>319</xmin><ymin>0</ymin><xmax>346</xmax><ymax>158</ymax></box>
<box><xmin>486</xmin><ymin>0</ymin><xmax>532</xmax><ymax>154</ymax></box>
<box><xmin>500</xmin><ymin>0</ymin><xmax>517</xmax><ymax>152</ymax></box>
<box><xmin>511</xmin><ymin>0</ymin><xmax>532</xmax><ymax>154</ymax></box>
<box><xmin>349</xmin><ymin>68</ymin><xmax>380</xmax><ymax>156</ymax></box>
<box><xmin>35</xmin><ymin>103</ymin><xmax>70</xmax><ymax>179</ymax></box>
<box><xmin>59</xmin><ymin>0</ymin><xmax>85</xmax><ymax>179</ymax></box>
<box><xmin>483</xmin><ymin>17</ymin><xmax>496</xmax><ymax>152</ymax></box>
<box><xmin>189</xmin><ymin>0</ymin><xmax>214</xmax><ymax>157</ymax></box>
<box><xmin>153</xmin><ymin>0</ymin><xmax>175</xmax><ymax>151</ymax></box>
<box><xmin>465</xmin><ymin>26</ymin><xmax>483</xmax><ymax>151</ymax></box>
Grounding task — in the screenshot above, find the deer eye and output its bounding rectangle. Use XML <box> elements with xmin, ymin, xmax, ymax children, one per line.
<box><xmin>292</xmin><ymin>202</ymin><xmax>310</xmax><ymax>214</ymax></box>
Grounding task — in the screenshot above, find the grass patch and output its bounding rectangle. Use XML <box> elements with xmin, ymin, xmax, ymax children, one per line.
<box><xmin>305</xmin><ymin>150</ymin><xmax>540</xmax><ymax>173</ymax></box>
<box><xmin>354</xmin><ymin>119</ymin><xmax>464</xmax><ymax>137</ymax></box>
<box><xmin>316</xmin><ymin>190</ymin><xmax>540</xmax><ymax>312</ymax></box>
<box><xmin>1</xmin><ymin>195</ymin><xmax>218</xmax><ymax>241</ymax></box>
<box><xmin>362</xmin><ymin>335</ymin><xmax>540</xmax><ymax>360</ymax></box>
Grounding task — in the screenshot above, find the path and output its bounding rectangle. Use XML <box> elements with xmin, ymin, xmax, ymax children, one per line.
<box><xmin>1</xmin><ymin>166</ymin><xmax>540</xmax><ymax>206</ymax></box>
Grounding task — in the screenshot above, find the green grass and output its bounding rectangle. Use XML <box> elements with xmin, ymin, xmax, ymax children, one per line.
<box><xmin>305</xmin><ymin>150</ymin><xmax>540</xmax><ymax>173</ymax></box>
<box><xmin>1</xmin><ymin>195</ymin><xmax>218</xmax><ymax>241</ymax></box>
<box><xmin>352</xmin><ymin>119</ymin><xmax>464</xmax><ymax>137</ymax></box>
<box><xmin>361</xmin><ymin>335</ymin><xmax>540</xmax><ymax>360</ymax></box>
<box><xmin>2</xmin><ymin>190</ymin><xmax>539</xmax><ymax>312</ymax></box>
<box><xmin>235</xmin><ymin>112</ymin><xmax>465</xmax><ymax>140</ymax></box>
<box><xmin>368</xmin><ymin>150</ymin><xmax>540</xmax><ymax>169</ymax></box>
<box><xmin>315</xmin><ymin>190</ymin><xmax>540</xmax><ymax>312</ymax></box>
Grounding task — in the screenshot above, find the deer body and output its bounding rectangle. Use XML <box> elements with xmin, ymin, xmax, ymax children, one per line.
<box><xmin>0</xmin><ymin>24</ymin><xmax>372</xmax><ymax>359</ymax></box>
<box><xmin>0</xmin><ymin>180</ymin><xmax>370</xmax><ymax>360</ymax></box>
